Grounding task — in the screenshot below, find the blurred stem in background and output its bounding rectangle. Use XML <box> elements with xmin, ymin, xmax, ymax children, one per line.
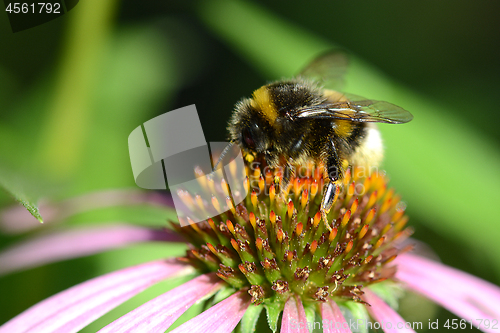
<box><xmin>0</xmin><ymin>1</ymin><xmax>188</xmax><ymax>326</ymax></box>
<box><xmin>37</xmin><ymin>0</ymin><xmax>119</xmax><ymax>179</ymax></box>
<box><xmin>197</xmin><ymin>0</ymin><xmax>500</xmax><ymax>276</ymax></box>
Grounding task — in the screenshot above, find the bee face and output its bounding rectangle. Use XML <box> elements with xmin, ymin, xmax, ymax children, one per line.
<box><xmin>229</xmin><ymin>99</ymin><xmax>273</xmax><ymax>157</ymax></box>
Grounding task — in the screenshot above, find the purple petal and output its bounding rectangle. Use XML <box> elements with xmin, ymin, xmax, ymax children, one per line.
<box><xmin>395</xmin><ymin>253</ymin><xmax>500</xmax><ymax>333</ymax></box>
<box><xmin>0</xmin><ymin>189</ymin><xmax>174</xmax><ymax>234</ymax></box>
<box><xmin>170</xmin><ymin>290</ymin><xmax>251</xmax><ymax>333</ymax></box>
<box><xmin>0</xmin><ymin>223</ymin><xmax>185</xmax><ymax>276</ymax></box>
<box><xmin>320</xmin><ymin>301</ymin><xmax>352</xmax><ymax>333</ymax></box>
<box><xmin>363</xmin><ymin>289</ymin><xmax>416</xmax><ymax>333</ymax></box>
<box><xmin>98</xmin><ymin>273</ymin><xmax>224</xmax><ymax>333</ymax></box>
<box><xmin>0</xmin><ymin>259</ymin><xmax>193</xmax><ymax>333</ymax></box>
<box><xmin>281</xmin><ymin>295</ymin><xmax>310</xmax><ymax>333</ymax></box>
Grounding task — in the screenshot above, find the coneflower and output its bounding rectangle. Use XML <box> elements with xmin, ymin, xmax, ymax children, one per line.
<box><xmin>0</xmin><ymin>160</ymin><xmax>499</xmax><ymax>333</ymax></box>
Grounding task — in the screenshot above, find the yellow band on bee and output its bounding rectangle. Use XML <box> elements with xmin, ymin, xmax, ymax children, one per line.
<box><xmin>251</xmin><ymin>87</ymin><xmax>278</xmax><ymax>124</ymax></box>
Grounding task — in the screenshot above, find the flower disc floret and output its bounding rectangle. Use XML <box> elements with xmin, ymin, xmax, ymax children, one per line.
<box><xmin>172</xmin><ymin>160</ymin><xmax>412</xmax><ymax>309</ymax></box>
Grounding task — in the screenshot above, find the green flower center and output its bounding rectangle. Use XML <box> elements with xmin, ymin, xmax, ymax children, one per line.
<box><xmin>172</xmin><ymin>161</ymin><xmax>412</xmax><ymax>308</ymax></box>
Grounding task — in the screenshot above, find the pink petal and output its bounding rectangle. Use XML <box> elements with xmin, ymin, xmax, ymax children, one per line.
<box><xmin>363</xmin><ymin>289</ymin><xmax>416</xmax><ymax>333</ymax></box>
<box><xmin>0</xmin><ymin>259</ymin><xmax>193</xmax><ymax>333</ymax></box>
<box><xmin>320</xmin><ymin>301</ymin><xmax>352</xmax><ymax>333</ymax></box>
<box><xmin>98</xmin><ymin>273</ymin><xmax>224</xmax><ymax>333</ymax></box>
<box><xmin>395</xmin><ymin>253</ymin><xmax>500</xmax><ymax>333</ymax></box>
<box><xmin>0</xmin><ymin>223</ymin><xmax>185</xmax><ymax>276</ymax></box>
<box><xmin>281</xmin><ymin>295</ymin><xmax>310</xmax><ymax>333</ymax></box>
<box><xmin>170</xmin><ymin>290</ymin><xmax>251</xmax><ymax>333</ymax></box>
<box><xmin>0</xmin><ymin>189</ymin><xmax>174</xmax><ymax>234</ymax></box>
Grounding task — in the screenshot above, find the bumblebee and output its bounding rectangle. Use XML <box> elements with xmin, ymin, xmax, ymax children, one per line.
<box><xmin>226</xmin><ymin>51</ymin><xmax>413</xmax><ymax>229</ymax></box>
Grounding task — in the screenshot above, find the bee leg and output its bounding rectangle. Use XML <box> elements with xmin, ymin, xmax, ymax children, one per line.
<box><xmin>280</xmin><ymin>163</ymin><xmax>295</xmax><ymax>202</ymax></box>
<box><xmin>321</xmin><ymin>140</ymin><xmax>343</xmax><ymax>231</ymax></box>
<box><xmin>321</xmin><ymin>182</ymin><xmax>340</xmax><ymax>231</ymax></box>
<box><xmin>279</xmin><ymin>162</ymin><xmax>295</xmax><ymax>201</ymax></box>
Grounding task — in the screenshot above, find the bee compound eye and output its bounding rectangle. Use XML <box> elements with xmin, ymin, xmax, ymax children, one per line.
<box><xmin>243</xmin><ymin>128</ymin><xmax>256</xmax><ymax>149</ymax></box>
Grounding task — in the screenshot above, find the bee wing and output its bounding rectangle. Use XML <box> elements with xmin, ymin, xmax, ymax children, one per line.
<box><xmin>292</xmin><ymin>94</ymin><xmax>413</xmax><ymax>124</ymax></box>
<box><xmin>297</xmin><ymin>50</ymin><xmax>349</xmax><ymax>91</ymax></box>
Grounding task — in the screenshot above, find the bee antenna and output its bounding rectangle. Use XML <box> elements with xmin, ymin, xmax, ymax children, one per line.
<box><xmin>213</xmin><ymin>141</ymin><xmax>235</xmax><ymax>170</ymax></box>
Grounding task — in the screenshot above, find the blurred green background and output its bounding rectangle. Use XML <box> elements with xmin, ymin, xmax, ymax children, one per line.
<box><xmin>0</xmin><ymin>0</ymin><xmax>499</xmax><ymax>331</ymax></box>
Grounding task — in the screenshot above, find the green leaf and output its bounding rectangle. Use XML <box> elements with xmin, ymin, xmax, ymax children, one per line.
<box><xmin>212</xmin><ymin>286</ymin><xmax>237</xmax><ymax>305</ymax></box>
<box><xmin>0</xmin><ymin>164</ymin><xmax>43</xmax><ymax>222</ymax></box>
<box><xmin>367</xmin><ymin>281</ymin><xmax>404</xmax><ymax>310</ymax></box>
<box><xmin>202</xmin><ymin>286</ymin><xmax>237</xmax><ymax>312</ymax></box>
<box><xmin>264</xmin><ymin>300</ymin><xmax>284</xmax><ymax>333</ymax></box>
<box><xmin>197</xmin><ymin>0</ymin><xmax>330</xmax><ymax>79</ymax></box>
<box><xmin>339</xmin><ymin>301</ymin><xmax>370</xmax><ymax>333</ymax></box>
<box><xmin>303</xmin><ymin>304</ymin><xmax>316</xmax><ymax>329</ymax></box>
<box><xmin>398</xmin><ymin>289</ymin><xmax>438</xmax><ymax>325</ymax></box>
<box><xmin>237</xmin><ymin>304</ymin><xmax>264</xmax><ymax>333</ymax></box>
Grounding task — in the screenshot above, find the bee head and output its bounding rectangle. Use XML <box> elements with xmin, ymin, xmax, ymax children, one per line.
<box><xmin>229</xmin><ymin>98</ymin><xmax>274</xmax><ymax>155</ymax></box>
